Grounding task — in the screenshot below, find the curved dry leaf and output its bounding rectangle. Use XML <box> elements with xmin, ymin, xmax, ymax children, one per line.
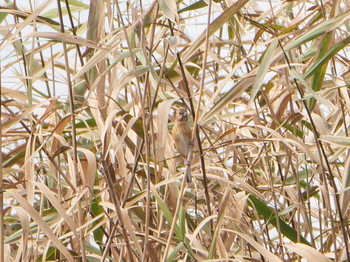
<box><xmin>284</xmin><ymin>243</ymin><xmax>332</xmax><ymax>262</ymax></box>
<box><xmin>101</xmin><ymin>108</ymin><xmax>119</xmax><ymax>154</ymax></box>
<box><xmin>340</xmin><ymin>156</ymin><xmax>350</xmax><ymax>214</ymax></box>
<box><xmin>320</xmin><ymin>135</ymin><xmax>350</xmax><ymax>147</ymax></box>
<box><xmin>311</xmin><ymin>113</ymin><xmax>329</xmax><ymax>136</ymax></box>
<box><xmin>216</xmin><ymin>235</ymin><xmax>228</xmax><ymax>259</ymax></box>
<box><xmin>190</xmin><ymin>214</ymin><xmax>217</xmax><ymax>246</ymax></box>
<box><xmin>227</xmin><ymin>229</ymin><xmax>282</xmax><ymax>262</ymax></box>
<box><xmin>121</xmin><ymin>208</ymin><xmax>142</xmax><ymax>255</ymax></box>
<box><xmin>200</xmin><ymin>75</ymin><xmax>256</xmax><ymax>125</ymax></box>
<box><xmin>340</xmin><ymin>86</ymin><xmax>350</xmax><ymax>115</ymax></box>
<box><xmin>1</xmin><ymin>87</ymin><xmax>28</xmax><ymax>103</ymax></box>
<box><xmin>0</xmin><ymin>0</ymin><xmax>55</xmax><ymax>51</ymax></box>
<box><xmin>31</xmin><ymin>181</ymin><xmax>79</xmax><ymax>238</ymax></box>
<box><xmin>158</xmin><ymin>0</ymin><xmax>179</xmax><ymax>23</ymax></box>
<box><xmin>38</xmin><ymin>98</ymin><xmax>58</xmax><ymax>123</ymax></box>
<box><xmin>232</xmin><ymin>191</ymin><xmax>249</xmax><ymax>224</ymax></box>
<box><xmin>157</xmin><ymin>100</ymin><xmax>175</xmax><ymax>162</ymax></box>
<box><xmin>289</xmin><ymin>69</ymin><xmax>336</xmax><ymax>110</ymax></box>
<box><xmin>24</xmin><ymin>135</ymin><xmax>35</xmax><ymax>206</ymax></box>
<box><xmin>50</xmin><ymin>115</ymin><xmax>72</xmax><ymax>155</ymax></box>
<box><xmin>248</xmin><ymin>38</ymin><xmax>278</xmax><ymax>109</ymax></box>
<box><xmin>57</xmin><ymin>211</ymin><xmax>106</xmax><ymax>240</ymax></box>
<box><xmin>183</xmin><ymin>0</ymin><xmax>249</xmax><ymax>62</ymax></box>
<box><xmin>3</xmin><ymin>100</ymin><xmax>46</xmax><ymax>134</ymax></box>
<box><xmin>51</xmin><ymin>145</ymin><xmax>71</xmax><ymax>159</ymax></box>
<box><xmin>204</xmin><ymin>166</ymin><xmax>265</xmax><ymax>200</ymax></box>
<box><xmin>77</xmin><ymin>147</ymin><xmax>96</xmax><ymax>191</ymax></box>
<box><xmin>7</xmin><ymin>190</ymin><xmax>75</xmax><ymax>262</ymax></box>
<box><xmin>256</xmin><ymin>125</ymin><xmax>321</xmax><ymax>164</ymax></box>
<box><xmin>111</xmin><ymin>115</ymin><xmax>138</xmax><ymax>154</ymax></box>
<box><xmin>285</xmin><ymin>11</ymin><xmax>350</xmax><ymax>51</ymax></box>
<box><xmin>26</xmin><ymin>31</ymin><xmax>107</xmax><ymax>52</ymax></box>
<box><xmin>14</xmin><ymin>207</ymin><xmax>30</xmax><ymax>261</ymax></box>
<box><xmin>210</xmin><ymin>189</ymin><xmax>230</xmax><ymax>258</ymax></box>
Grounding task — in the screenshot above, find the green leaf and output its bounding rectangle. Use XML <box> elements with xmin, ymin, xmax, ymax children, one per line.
<box><xmin>183</xmin><ymin>238</ymin><xmax>196</xmax><ymax>258</ymax></box>
<box><xmin>178</xmin><ymin>0</ymin><xmax>223</xmax><ymax>14</ymax></box>
<box><xmin>179</xmin><ymin>205</ymin><xmax>185</xmax><ymax>241</ymax></box>
<box><xmin>280</xmin><ymin>121</ymin><xmax>304</xmax><ymax>139</ymax></box>
<box><xmin>285</xmin><ymin>11</ymin><xmax>350</xmax><ymax>51</ymax></box>
<box><xmin>7</xmin><ymin>190</ymin><xmax>75</xmax><ymax>261</ymax></box>
<box><xmin>5</xmin><ymin>213</ymin><xmax>60</xmax><ymax>243</ymax></box>
<box><xmin>308</xmin><ymin>32</ymin><xmax>331</xmax><ymax>109</ymax></box>
<box><xmin>178</xmin><ymin>0</ymin><xmax>207</xmax><ymax>14</ymax></box>
<box><xmin>75</xmin><ymin>118</ymin><xmax>97</xmax><ymax>129</ymax></box>
<box><xmin>91</xmin><ymin>201</ymin><xmax>104</xmax><ymax>245</ymax></box>
<box><xmin>304</xmin><ymin>34</ymin><xmax>350</xmax><ymax>79</ymax></box>
<box><xmin>0</xmin><ymin>3</ymin><xmax>13</xmax><ymax>23</ymax></box>
<box><xmin>3</xmin><ymin>149</ymin><xmax>25</xmax><ymax>168</ymax></box>
<box><xmin>289</xmin><ymin>69</ymin><xmax>335</xmax><ymax>109</ymax></box>
<box><xmin>248</xmin><ymin>195</ymin><xmax>311</xmax><ymax>246</ymax></box>
<box><xmin>166</xmin><ymin>242</ymin><xmax>184</xmax><ymax>262</ymax></box>
<box><xmin>151</xmin><ymin>186</ymin><xmax>181</xmax><ymax>238</ymax></box>
<box><xmin>37</xmin><ymin>247</ymin><xmax>56</xmax><ymax>262</ymax></box>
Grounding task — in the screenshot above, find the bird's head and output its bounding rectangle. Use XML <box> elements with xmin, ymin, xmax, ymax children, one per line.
<box><xmin>175</xmin><ymin>107</ymin><xmax>188</xmax><ymax>122</ymax></box>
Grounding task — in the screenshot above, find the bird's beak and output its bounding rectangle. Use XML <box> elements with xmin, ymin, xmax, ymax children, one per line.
<box><xmin>181</xmin><ymin>112</ymin><xmax>187</xmax><ymax>120</ymax></box>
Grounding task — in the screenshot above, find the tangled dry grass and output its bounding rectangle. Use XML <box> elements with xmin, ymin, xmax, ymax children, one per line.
<box><xmin>1</xmin><ymin>0</ymin><xmax>350</xmax><ymax>261</ymax></box>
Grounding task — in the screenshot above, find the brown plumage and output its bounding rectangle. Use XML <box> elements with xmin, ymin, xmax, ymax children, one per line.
<box><xmin>172</xmin><ymin>107</ymin><xmax>192</xmax><ymax>182</ymax></box>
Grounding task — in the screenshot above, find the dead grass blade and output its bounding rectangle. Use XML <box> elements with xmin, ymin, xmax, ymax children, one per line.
<box><xmin>7</xmin><ymin>190</ymin><xmax>75</xmax><ymax>262</ymax></box>
<box><xmin>284</xmin><ymin>243</ymin><xmax>332</xmax><ymax>262</ymax></box>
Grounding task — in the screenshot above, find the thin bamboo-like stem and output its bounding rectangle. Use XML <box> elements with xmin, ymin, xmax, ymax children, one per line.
<box><xmin>163</xmin><ymin>0</ymin><xmax>213</xmax><ymax>259</ymax></box>
<box><xmin>0</xmin><ymin>49</ymin><xmax>4</xmax><ymax>262</ymax></box>
<box><xmin>57</xmin><ymin>0</ymin><xmax>86</xmax><ymax>260</ymax></box>
<box><xmin>162</xmin><ymin>163</ymin><xmax>188</xmax><ymax>262</ymax></box>
<box><xmin>142</xmin><ymin>42</ymin><xmax>170</xmax><ymax>262</ymax></box>
<box><xmin>102</xmin><ymin>160</ymin><xmax>136</xmax><ymax>261</ymax></box>
<box><xmin>264</xmin><ymin>143</ymin><xmax>284</xmax><ymax>257</ymax></box>
<box><xmin>186</xmin><ymin>0</ymin><xmax>213</xmax><ymax>235</ymax></box>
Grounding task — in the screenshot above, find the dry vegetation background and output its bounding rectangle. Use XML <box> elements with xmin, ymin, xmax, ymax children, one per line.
<box><xmin>1</xmin><ymin>0</ymin><xmax>350</xmax><ymax>261</ymax></box>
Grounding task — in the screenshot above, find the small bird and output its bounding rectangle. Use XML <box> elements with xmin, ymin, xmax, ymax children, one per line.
<box><xmin>172</xmin><ymin>107</ymin><xmax>193</xmax><ymax>182</ymax></box>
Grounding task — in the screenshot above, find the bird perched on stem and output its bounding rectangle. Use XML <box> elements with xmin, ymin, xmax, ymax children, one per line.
<box><xmin>172</xmin><ymin>107</ymin><xmax>193</xmax><ymax>182</ymax></box>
